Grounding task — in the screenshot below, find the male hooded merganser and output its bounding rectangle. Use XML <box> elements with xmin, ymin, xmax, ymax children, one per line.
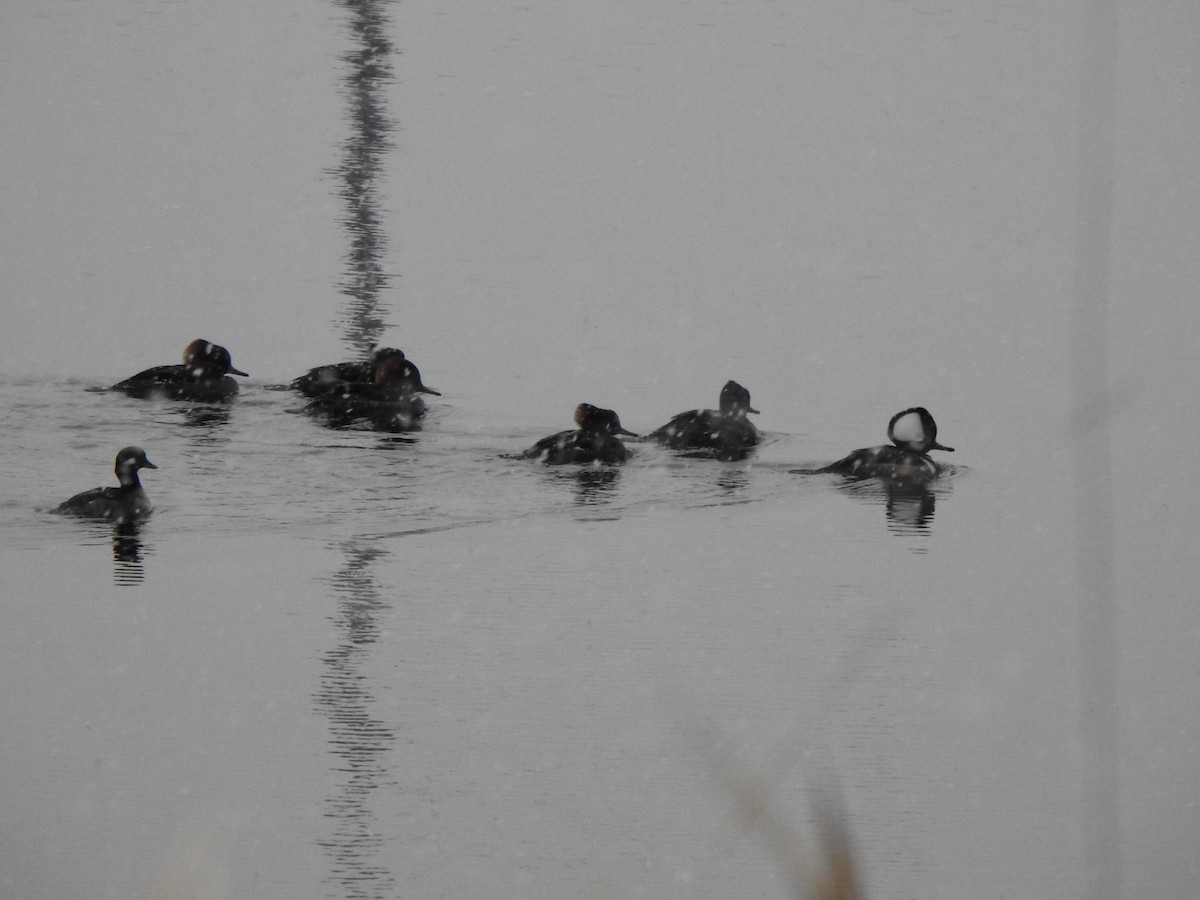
<box><xmin>820</xmin><ymin>407</ymin><xmax>954</xmax><ymax>483</ymax></box>
<box><xmin>304</xmin><ymin>355</ymin><xmax>440</xmax><ymax>431</ymax></box>
<box><xmin>290</xmin><ymin>346</ymin><xmax>407</xmax><ymax>398</ymax></box>
<box><xmin>111</xmin><ymin>339</ymin><xmax>248</xmax><ymax>400</ymax></box>
<box><xmin>520</xmin><ymin>403</ymin><xmax>638</xmax><ymax>465</ymax></box>
<box><xmin>52</xmin><ymin>446</ymin><xmax>157</xmax><ymax>524</ymax></box>
<box><xmin>647</xmin><ymin>380</ymin><xmax>760</xmax><ymax>460</ymax></box>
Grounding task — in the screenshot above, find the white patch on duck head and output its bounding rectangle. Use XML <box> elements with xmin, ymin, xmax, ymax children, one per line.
<box><xmin>889</xmin><ymin>409</ymin><xmax>927</xmax><ymax>449</ymax></box>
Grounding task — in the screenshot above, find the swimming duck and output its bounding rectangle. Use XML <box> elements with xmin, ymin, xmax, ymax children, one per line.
<box><xmin>646</xmin><ymin>380</ymin><xmax>760</xmax><ymax>460</ymax></box>
<box><xmin>304</xmin><ymin>355</ymin><xmax>440</xmax><ymax>431</ymax></box>
<box><xmin>520</xmin><ymin>403</ymin><xmax>638</xmax><ymax>465</ymax></box>
<box><xmin>111</xmin><ymin>339</ymin><xmax>248</xmax><ymax>400</ymax></box>
<box><xmin>290</xmin><ymin>346</ymin><xmax>407</xmax><ymax>398</ymax></box>
<box><xmin>820</xmin><ymin>407</ymin><xmax>954</xmax><ymax>483</ymax></box>
<box><xmin>52</xmin><ymin>447</ymin><xmax>157</xmax><ymax>524</ymax></box>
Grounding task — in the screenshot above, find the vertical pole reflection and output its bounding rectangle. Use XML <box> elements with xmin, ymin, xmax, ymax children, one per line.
<box><xmin>1072</xmin><ymin>1</ymin><xmax>1121</xmax><ymax>898</ymax></box>
<box><xmin>335</xmin><ymin>0</ymin><xmax>396</xmax><ymax>357</ymax></box>
<box><xmin>315</xmin><ymin>542</ymin><xmax>396</xmax><ymax>898</ymax></box>
<box><xmin>316</xmin><ymin>4</ymin><xmax>400</xmax><ymax>893</ymax></box>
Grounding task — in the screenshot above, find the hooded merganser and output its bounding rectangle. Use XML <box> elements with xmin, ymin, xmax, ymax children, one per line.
<box><xmin>111</xmin><ymin>339</ymin><xmax>248</xmax><ymax>400</ymax></box>
<box><xmin>304</xmin><ymin>355</ymin><xmax>440</xmax><ymax>431</ymax></box>
<box><xmin>820</xmin><ymin>407</ymin><xmax>954</xmax><ymax>483</ymax></box>
<box><xmin>647</xmin><ymin>380</ymin><xmax>760</xmax><ymax>460</ymax></box>
<box><xmin>52</xmin><ymin>446</ymin><xmax>157</xmax><ymax>524</ymax></box>
<box><xmin>290</xmin><ymin>346</ymin><xmax>407</xmax><ymax>398</ymax></box>
<box><xmin>520</xmin><ymin>403</ymin><xmax>638</xmax><ymax>465</ymax></box>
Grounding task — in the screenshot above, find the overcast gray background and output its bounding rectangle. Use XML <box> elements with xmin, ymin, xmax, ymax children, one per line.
<box><xmin>2</xmin><ymin>1</ymin><xmax>1198</xmax><ymax>898</ymax></box>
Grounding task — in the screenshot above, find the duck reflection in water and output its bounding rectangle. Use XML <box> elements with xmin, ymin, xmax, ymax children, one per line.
<box><xmin>112</xmin><ymin>522</ymin><xmax>149</xmax><ymax>585</ymax></box>
<box><xmin>716</xmin><ymin>467</ymin><xmax>750</xmax><ymax>495</ymax></box>
<box><xmin>178</xmin><ymin>405</ymin><xmax>232</xmax><ymax>430</ymax></box>
<box><xmin>302</xmin><ymin>355</ymin><xmax>440</xmax><ymax>433</ymax></box>
<box><xmin>836</xmin><ymin>477</ymin><xmax>941</xmax><ymax>534</ymax></box>
<box><xmin>566</xmin><ymin>467</ymin><xmax>621</xmax><ymax>505</ymax></box>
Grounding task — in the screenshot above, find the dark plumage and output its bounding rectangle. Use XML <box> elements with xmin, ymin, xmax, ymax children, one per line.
<box><xmin>303</xmin><ymin>355</ymin><xmax>440</xmax><ymax>432</ymax></box>
<box><xmin>290</xmin><ymin>346</ymin><xmax>407</xmax><ymax>398</ymax></box>
<box><xmin>521</xmin><ymin>404</ymin><xmax>637</xmax><ymax>465</ymax></box>
<box><xmin>647</xmin><ymin>380</ymin><xmax>760</xmax><ymax>461</ymax></box>
<box><xmin>111</xmin><ymin>339</ymin><xmax>248</xmax><ymax>400</ymax></box>
<box><xmin>52</xmin><ymin>447</ymin><xmax>157</xmax><ymax>524</ymax></box>
<box><xmin>820</xmin><ymin>407</ymin><xmax>954</xmax><ymax>483</ymax></box>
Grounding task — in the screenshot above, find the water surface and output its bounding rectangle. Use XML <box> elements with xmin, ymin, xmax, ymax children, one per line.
<box><xmin>2</xmin><ymin>1</ymin><xmax>1199</xmax><ymax>898</ymax></box>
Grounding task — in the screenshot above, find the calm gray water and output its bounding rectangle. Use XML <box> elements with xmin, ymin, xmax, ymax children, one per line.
<box><xmin>3</xmin><ymin>2</ymin><xmax>1199</xmax><ymax>898</ymax></box>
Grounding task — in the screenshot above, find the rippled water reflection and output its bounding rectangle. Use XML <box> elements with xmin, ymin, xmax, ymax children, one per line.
<box><xmin>334</xmin><ymin>0</ymin><xmax>396</xmax><ymax>357</ymax></box>
<box><xmin>317</xmin><ymin>542</ymin><xmax>397</xmax><ymax>898</ymax></box>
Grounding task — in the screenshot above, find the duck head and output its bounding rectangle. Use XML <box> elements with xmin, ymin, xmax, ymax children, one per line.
<box><xmin>182</xmin><ymin>339</ymin><xmax>249</xmax><ymax>378</ymax></box>
<box><xmin>574</xmin><ymin>403</ymin><xmax>637</xmax><ymax>437</ymax></box>
<box><xmin>373</xmin><ymin>356</ymin><xmax>441</xmax><ymax>397</ymax></box>
<box><xmin>114</xmin><ymin>446</ymin><xmax>157</xmax><ymax>486</ymax></box>
<box><xmin>718</xmin><ymin>380</ymin><xmax>760</xmax><ymax>418</ymax></box>
<box><xmin>887</xmin><ymin>407</ymin><xmax>954</xmax><ymax>455</ymax></box>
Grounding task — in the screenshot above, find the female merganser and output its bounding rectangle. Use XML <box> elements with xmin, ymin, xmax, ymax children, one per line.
<box><xmin>646</xmin><ymin>380</ymin><xmax>760</xmax><ymax>460</ymax></box>
<box><xmin>111</xmin><ymin>339</ymin><xmax>248</xmax><ymax>400</ymax></box>
<box><xmin>304</xmin><ymin>355</ymin><xmax>440</xmax><ymax>431</ymax></box>
<box><xmin>52</xmin><ymin>447</ymin><xmax>157</xmax><ymax>524</ymax></box>
<box><xmin>290</xmin><ymin>346</ymin><xmax>407</xmax><ymax>398</ymax></box>
<box><xmin>520</xmin><ymin>404</ymin><xmax>637</xmax><ymax>465</ymax></box>
<box><xmin>820</xmin><ymin>407</ymin><xmax>954</xmax><ymax>483</ymax></box>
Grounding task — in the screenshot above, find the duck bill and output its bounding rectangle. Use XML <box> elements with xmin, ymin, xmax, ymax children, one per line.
<box><xmin>418</xmin><ymin>385</ymin><xmax>442</xmax><ymax>396</ymax></box>
<box><xmin>931</xmin><ymin>441</ymin><xmax>954</xmax><ymax>452</ymax></box>
<box><xmin>143</xmin><ymin>459</ymin><xmax>159</xmax><ymax>469</ymax></box>
<box><xmin>230</xmin><ymin>366</ymin><xmax>250</xmax><ymax>377</ymax></box>
<box><xmin>748</xmin><ymin>406</ymin><xmax>761</xmax><ymax>415</ymax></box>
<box><xmin>616</xmin><ymin>427</ymin><xmax>638</xmax><ymax>437</ymax></box>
